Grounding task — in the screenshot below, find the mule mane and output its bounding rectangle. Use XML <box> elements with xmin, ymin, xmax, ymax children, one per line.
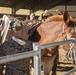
<box><xmin>44</xmin><ymin>15</ymin><xmax>74</xmax><ymax>24</ymax></box>
<box><xmin>44</xmin><ymin>15</ymin><xmax>63</xmax><ymax>23</ymax></box>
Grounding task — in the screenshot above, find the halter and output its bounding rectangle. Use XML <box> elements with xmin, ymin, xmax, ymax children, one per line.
<box><xmin>12</xmin><ymin>36</ymin><xmax>26</xmax><ymax>45</ymax></box>
<box><xmin>68</xmin><ymin>40</ymin><xmax>76</xmax><ymax>64</ymax></box>
<box><xmin>62</xmin><ymin>23</ymin><xmax>76</xmax><ymax>64</ymax></box>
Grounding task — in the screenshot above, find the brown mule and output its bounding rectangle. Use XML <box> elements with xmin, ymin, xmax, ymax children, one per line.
<box><xmin>30</xmin><ymin>11</ymin><xmax>76</xmax><ymax>75</ymax></box>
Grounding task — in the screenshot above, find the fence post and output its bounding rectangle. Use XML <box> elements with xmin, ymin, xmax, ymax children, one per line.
<box><xmin>33</xmin><ymin>42</ymin><xmax>41</xmax><ymax>75</ymax></box>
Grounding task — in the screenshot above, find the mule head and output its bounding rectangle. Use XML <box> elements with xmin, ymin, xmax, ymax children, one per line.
<box><xmin>63</xmin><ymin>11</ymin><xmax>76</xmax><ymax>39</ymax></box>
<box><xmin>61</xmin><ymin>11</ymin><xmax>76</xmax><ymax>52</ymax></box>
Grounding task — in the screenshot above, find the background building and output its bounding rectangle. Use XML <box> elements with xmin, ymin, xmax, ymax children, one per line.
<box><xmin>0</xmin><ymin>0</ymin><xmax>75</xmax><ymax>18</ymax></box>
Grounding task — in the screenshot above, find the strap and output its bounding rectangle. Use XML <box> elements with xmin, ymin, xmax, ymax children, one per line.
<box><xmin>12</xmin><ymin>36</ymin><xmax>26</xmax><ymax>45</ymax></box>
<box><xmin>66</xmin><ymin>39</ymin><xmax>76</xmax><ymax>64</ymax></box>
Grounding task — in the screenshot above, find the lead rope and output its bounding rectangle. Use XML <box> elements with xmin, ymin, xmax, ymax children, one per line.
<box><xmin>68</xmin><ymin>41</ymin><xmax>76</xmax><ymax>64</ymax></box>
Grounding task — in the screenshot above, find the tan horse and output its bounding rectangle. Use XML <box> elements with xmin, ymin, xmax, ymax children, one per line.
<box><xmin>30</xmin><ymin>11</ymin><xmax>76</xmax><ymax>75</ymax></box>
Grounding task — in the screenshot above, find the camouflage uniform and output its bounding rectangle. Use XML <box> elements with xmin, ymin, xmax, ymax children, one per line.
<box><xmin>0</xmin><ymin>37</ymin><xmax>32</xmax><ymax>75</ymax></box>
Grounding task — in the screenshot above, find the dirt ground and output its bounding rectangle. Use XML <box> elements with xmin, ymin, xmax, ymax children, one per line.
<box><xmin>41</xmin><ymin>48</ymin><xmax>76</xmax><ymax>75</ymax></box>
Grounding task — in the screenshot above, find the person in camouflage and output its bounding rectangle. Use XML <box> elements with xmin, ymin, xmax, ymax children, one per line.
<box><xmin>0</xmin><ymin>17</ymin><xmax>33</xmax><ymax>75</ymax></box>
<box><xmin>0</xmin><ymin>15</ymin><xmax>41</xmax><ymax>75</ymax></box>
<box><xmin>0</xmin><ymin>36</ymin><xmax>32</xmax><ymax>75</ymax></box>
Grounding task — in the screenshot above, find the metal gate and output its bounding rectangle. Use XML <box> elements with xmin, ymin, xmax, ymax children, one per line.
<box><xmin>0</xmin><ymin>39</ymin><xmax>75</xmax><ymax>75</ymax></box>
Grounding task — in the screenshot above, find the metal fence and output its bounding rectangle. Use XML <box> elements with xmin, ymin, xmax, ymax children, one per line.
<box><xmin>0</xmin><ymin>39</ymin><xmax>75</xmax><ymax>75</ymax></box>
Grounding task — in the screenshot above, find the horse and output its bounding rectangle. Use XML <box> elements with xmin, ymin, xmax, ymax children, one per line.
<box><xmin>30</xmin><ymin>11</ymin><xmax>76</xmax><ymax>75</ymax></box>
<box><xmin>0</xmin><ymin>15</ymin><xmax>41</xmax><ymax>75</ymax></box>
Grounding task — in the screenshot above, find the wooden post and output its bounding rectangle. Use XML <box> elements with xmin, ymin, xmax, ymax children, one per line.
<box><xmin>12</xmin><ymin>7</ymin><xmax>16</xmax><ymax>16</ymax></box>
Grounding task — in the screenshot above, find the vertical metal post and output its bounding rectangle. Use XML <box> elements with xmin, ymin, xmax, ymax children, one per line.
<box><xmin>12</xmin><ymin>7</ymin><xmax>16</xmax><ymax>16</ymax></box>
<box><xmin>33</xmin><ymin>42</ymin><xmax>41</xmax><ymax>75</ymax></box>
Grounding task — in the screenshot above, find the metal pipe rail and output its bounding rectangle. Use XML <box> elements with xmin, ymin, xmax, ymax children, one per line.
<box><xmin>0</xmin><ymin>50</ymin><xmax>39</xmax><ymax>64</ymax></box>
<box><xmin>0</xmin><ymin>39</ymin><xmax>75</xmax><ymax>75</ymax></box>
<box><xmin>0</xmin><ymin>39</ymin><xmax>74</xmax><ymax>64</ymax></box>
<box><xmin>39</xmin><ymin>39</ymin><xmax>75</xmax><ymax>49</ymax></box>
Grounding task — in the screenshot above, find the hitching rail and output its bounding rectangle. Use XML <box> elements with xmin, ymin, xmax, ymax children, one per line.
<box><xmin>0</xmin><ymin>39</ymin><xmax>75</xmax><ymax>75</ymax></box>
<box><xmin>39</xmin><ymin>39</ymin><xmax>75</xmax><ymax>49</ymax></box>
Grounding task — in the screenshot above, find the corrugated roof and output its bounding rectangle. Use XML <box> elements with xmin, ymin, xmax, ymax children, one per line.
<box><xmin>0</xmin><ymin>0</ymin><xmax>74</xmax><ymax>11</ymax></box>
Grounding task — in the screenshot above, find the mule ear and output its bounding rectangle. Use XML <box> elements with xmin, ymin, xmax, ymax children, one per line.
<box><xmin>63</xmin><ymin>11</ymin><xmax>70</xmax><ymax>23</ymax></box>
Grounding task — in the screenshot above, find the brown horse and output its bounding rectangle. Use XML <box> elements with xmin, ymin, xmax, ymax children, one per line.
<box><xmin>30</xmin><ymin>11</ymin><xmax>76</xmax><ymax>75</ymax></box>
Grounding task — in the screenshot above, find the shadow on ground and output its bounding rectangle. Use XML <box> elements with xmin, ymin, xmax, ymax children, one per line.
<box><xmin>57</xmin><ymin>62</ymin><xmax>74</xmax><ymax>71</ymax></box>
